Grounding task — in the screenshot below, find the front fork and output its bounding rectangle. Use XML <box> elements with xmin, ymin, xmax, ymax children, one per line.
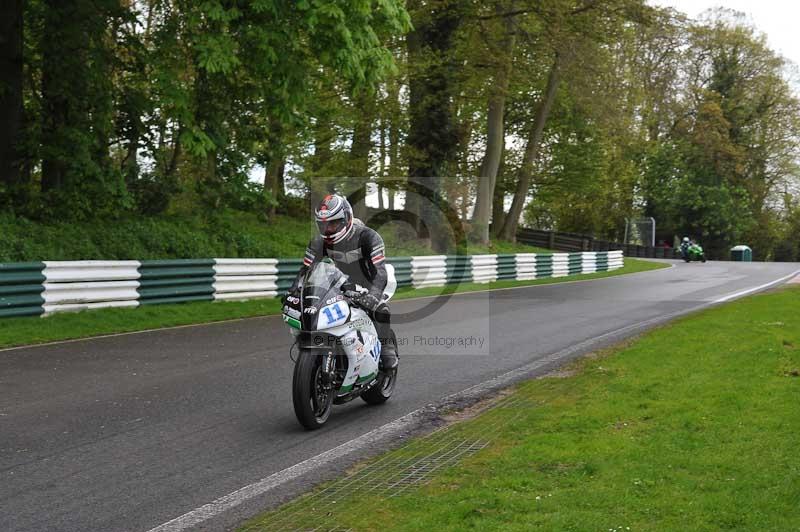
<box><xmin>320</xmin><ymin>352</ymin><xmax>335</xmax><ymax>385</ymax></box>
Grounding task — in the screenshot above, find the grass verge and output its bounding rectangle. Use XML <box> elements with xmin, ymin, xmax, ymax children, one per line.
<box><xmin>0</xmin><ymin>259</ymin><xmax>666</xmax><ymax>349</ymax></box>
<box><xmin>243</xmin><ymin>285</ymin><xmax>800</xmax><ymax>532</ymax></box>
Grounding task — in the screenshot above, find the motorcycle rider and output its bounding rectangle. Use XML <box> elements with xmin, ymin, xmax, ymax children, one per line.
<box><xmin>285</xmin><ymin>194</ymin><xmax>399</xmax><ymax>370</ymax></box>
<box><xmin>680</xmin><ymin>236</ymin><xmax>691</xmax><ymax>259</ymax></box>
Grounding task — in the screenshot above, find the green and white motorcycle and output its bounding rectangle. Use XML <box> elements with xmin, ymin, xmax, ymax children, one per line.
<box><xmin>682</xmin><ymin>243</ymin><xmax>707</xmax><ymax>263</ymax></box>
<box><xmin>283</xmin><ymin>259</ymin><xmax>398</xmax><ymax>430</ymax></box>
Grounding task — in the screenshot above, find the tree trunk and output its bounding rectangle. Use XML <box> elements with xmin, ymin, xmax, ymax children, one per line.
<box><xmin>500</xmin><ymin>51</ymin><xmax>563</xmax><ymax>241</ymax></box>
<box><xmin>406</xmin><ymin>0</ymin><xmax>462</xmax><ymax>251</ymax></box>
<box><xmin>308</xmin><ymin>118</ymin><xmax>335</xmax><ymax>209</ymax></box>
<box><xmin>0</xmin><ymin>0</ymin><xmax>24</xmax><ymax>195</ymax></box>
<box><xmin>377</xmin><ymin>114</ymin><xmax>386</xmax><ymax>210</ymax></box>
<box><xmin>386</xmin><ymin>75</ymin><xmax>400</xmax><ymax>213</ymax></box>
<box><xmin>264</xmin><ymin>158</ymin><xmax>285</xmax><ymax>216</ymax></box>
<box><xmin>348</xmin><ymin>93</ymin><xmax>375</xmax><ymax>219</ymax></box>
<box><xmin>263</xmin><ymin>116</ymin><xmax>286</xmax><ymax>217</ymax></box>
<box><xmin>472</xmin><ymin>5</ymin><xmax>517</xmax><ymax>245</ymax></box>
<box><xmin>491</xmin><ymin>152</ymin><xmax>507</xmax><ymax>235</ymax></box>
<box><xmin>41</xmin><ymin>2</ymin><xmax>77</xmax><ymax>193</ymax></box>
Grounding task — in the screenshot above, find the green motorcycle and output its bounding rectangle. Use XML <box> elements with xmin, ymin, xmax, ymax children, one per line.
<box><xmin>682</xmin><ymin>243</ymin><xmax>706</xmax><ymax>263</ymax></box>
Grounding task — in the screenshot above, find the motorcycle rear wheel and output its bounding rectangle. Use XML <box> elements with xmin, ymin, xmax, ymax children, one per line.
<box><xmin>292</xmin><ymin>349</ymin><xmax>334</xmax><ymax>430</ymax></box>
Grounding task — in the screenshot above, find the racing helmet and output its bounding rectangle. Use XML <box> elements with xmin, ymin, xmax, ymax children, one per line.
<box><xmin>683</xmin><ymin>237</ymin><xmax>690</xmax><ymax>243</ymax></box>
<box><xmin>315</xmin><ymin>194</ymin><xmax>354</xmax><ymax>244</ymax></box>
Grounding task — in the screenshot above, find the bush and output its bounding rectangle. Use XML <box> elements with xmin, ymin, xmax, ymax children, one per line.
<box><xmin>0</xmin><ymin>210</ymin><xmax>544</xmax><ymax>262</ymax></box>
<box><xmin>0</xmin><ymin>212</ymin><xmax>315</xmax><ymax>261</ymax></box>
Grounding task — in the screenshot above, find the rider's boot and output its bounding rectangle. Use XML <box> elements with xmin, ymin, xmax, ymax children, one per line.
<box><xmin>373</xmin><ymin>302</ymin><xmax>398</xmax><ymax>370</ymax></box>
<box><xmin>379</xmin><ymin>330</ymin><xmax>399</xmax><ymax>370</ymax></box>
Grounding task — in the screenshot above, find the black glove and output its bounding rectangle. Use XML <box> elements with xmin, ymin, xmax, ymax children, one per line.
<box><xmin>355</xmin><ymin>292</ymin><xmax>381</xmax><ymax>312</ymax></box>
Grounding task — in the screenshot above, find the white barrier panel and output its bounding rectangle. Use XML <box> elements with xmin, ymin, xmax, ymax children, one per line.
<box><xmin>43</xmin><ymin>280</ymin><xmax>140</xmax><ymax>305</ymax></box>
<box><xmin>212</xmin><ymin>259</ymin><xmax>280</xmax><ymax>301</ymax></box>
<box><xmin>213</xmin><ymin>258</ymin><xmax>279</xmax><ymax>276</ymax></box>
<box><xmin>551</xmin><ymin>253</ymin><xmax>570</xmax><ymax>278</ymax></box>
<box><xmin>44</xmin><ymin>300</ymin><xmax>139</xmax><ymax>314</ymax></box>
<box><xmin>515</xmin><ymin>253</ymin><xmax>538</xmax><ymax>280</ymax></box>
<box><xmin>471</xmin><ymin>254</ymin><xmax>497</xmax><ymax>283</ymax></box>
<box><xmin>214</xmin><ymin>291</ymin><xmax>277</xmax><ymax>301</ymax></box>
<box><xmin>581</xmin><ymin>252</ymin><xmax>598</xmax><ymax>274</ymax></box>
<box><xmin>42</xmin><ymin>261</ymin><xmax>142</xmax><ymax>314</ymax></box>
<box><xmin>213</xmin><ymin>276</ymin><xmax>279</xmax><ymax>297</ymax></box>
<box><xmin>43</xmin><ymin>260</ymin><xmax>141</xmax><ymax>282</ymax></box>
<box><xmin>411</xmin><ymin>255</ymin><xmax>447</xmax><ymax>288</ymax></box>
<box><xmin>607</xmin><ymin>251</ymin><xmax>624</xmax><ymax>270</ymax></box>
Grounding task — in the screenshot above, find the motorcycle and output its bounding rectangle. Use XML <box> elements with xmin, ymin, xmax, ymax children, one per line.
<box><xmin>682</xmin><ymin>243</ymin><xmax>707</xmax><ymax>263</ymax></box>
<box><xmin>283</xmin><ymin>258</ymin><xmax>398</xmax><ymax>429</ymax></box>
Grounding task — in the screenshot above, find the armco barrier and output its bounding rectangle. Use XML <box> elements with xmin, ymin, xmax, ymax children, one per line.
<box><xmin>42</xmin><ymin>261</ymin><xmax>141</xmax><ymax>314</ymax></box>
<box><xmin>0</xmin><ymin>251</ymin><xmax>624</xmax><ymax>318</ymax></box>
<box><xmin>471</xmin><ymin>255</ymin><xmax>497</xmax><ymax>284</ymax></box>
<box><xmin>472</xmin><ymin>255</ymin><xmax>498</xmax><ymax>283</ymax></box>
<box><xmin>137</xmin><ymin>260</ymin><xmax>215</xmax><ymax>305</ymax></box>
<box><xmin>276</xmin><ymin>258</ymin><xmax>303</xmax><ymax>292</ymax></box>
<box><xmin>411</xmin><ymin>256</ymin><xmax>447</xmax><ymax>288</ymax></box>
<box><xmin>390</xmin><ymin>257</ymin><xmax>413</xmax><ymax>288</ymax></box>
<box><xmin>0</xmin><ymin>262</ymin><xmax>46</xmax><ymax>318</ymax></box>
<box><xmin>213</xmin><ymin>259</ymin><xmax>279</xmax><ymax>301</ymax></box>
<box><xmin>515</xmin><ymin>254</ymin><xmax>537</xmax><ymax>281</ymax></box>
<box><xmin>496</xmin><ymin>254</ymin><xmax>517</xmax><ymax>280</ymax></box>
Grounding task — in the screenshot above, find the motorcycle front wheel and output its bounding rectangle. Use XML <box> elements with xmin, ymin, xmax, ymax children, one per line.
<box><xmin>292</xmin><ymin>349</ymin><xmax>334</xmax><ymax>430</ymax></box>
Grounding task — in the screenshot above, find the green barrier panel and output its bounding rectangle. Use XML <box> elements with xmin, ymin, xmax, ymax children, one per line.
<box><xmin>138</xmin><ymin>259</ymin><xmax>215</xmax><ymax>305</ymax></box>
<box><xmin>445</xmin><ymin>255</ymin><xmax>472</xmax><ymax>284</ymax></box>
<box><xmin>0</xmin><ymin>262</ymin><xmax>45</xmax><ymax>317</ymax></box>
<box><xmin>388</xmin><ymin>257</ymin><xmax>413</xmax><ymax>288</ymax></box>
<box><xmin>595</xmin><ymin>252</ymin><xmax>609</xmax><ymax>271</ymax></box>
<box><xmin>496</xmin><ymin>254</ymin><xmax>517</xmax><ymax>280</ymax></box>
<box><xmin>535</xmin><ymin>254</ymin><xmax>554</xmax><ymax>279</ymax></box>
<box><xmin>568</xmin><ymin>253</ymin><xmax>583</xmax><ymax>275</ymax></box>
<box><xmin>276</xmin><ymin>258</ymin><xmax>304</xmax><ymax>292</ymax></box>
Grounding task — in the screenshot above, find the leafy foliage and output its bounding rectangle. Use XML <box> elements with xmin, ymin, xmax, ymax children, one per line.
<box><xmin>2</xmin><ymin>1</ymin><xmax>799</xmax><ymax>261</ymax></box>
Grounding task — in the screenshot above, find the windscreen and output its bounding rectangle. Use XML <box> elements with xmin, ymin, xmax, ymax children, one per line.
<box><xmin>301</xmin><ymin>260</ymin><xmax>346</xmax><ymax>330</ymax></box>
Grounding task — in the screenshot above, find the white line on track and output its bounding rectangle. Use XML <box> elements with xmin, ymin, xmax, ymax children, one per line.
<box><xmin>712</xmin><ymin>269</ymin><xmax>800</xmax><ymax>303</ymax></box>
<box><xmin>146</xmin><ymin>266</ymin><xmax>799</xmax><ymax>532</ymax></box>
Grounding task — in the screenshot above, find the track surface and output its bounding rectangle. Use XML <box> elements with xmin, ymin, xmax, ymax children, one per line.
<box><xmin>1</xmin><ymin>260</ymin><xmax>797</xmax><ymax>532</ymax></box>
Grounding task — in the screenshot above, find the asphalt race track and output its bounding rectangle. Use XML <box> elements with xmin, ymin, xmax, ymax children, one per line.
<box><xmin>1</xmin><ymin>260</ymin><xmax>798</xmax><ymax>532</ymax></box>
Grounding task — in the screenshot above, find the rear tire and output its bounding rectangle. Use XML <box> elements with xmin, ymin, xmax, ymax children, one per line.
<box><xmin>361</xmin><ymin>367</ymin><xmax>397</xmax><ymax>405</ymax></box>
<box><xmin>292</xmin><ymin>350</ymin><xmax>334</xmax><ymax>430</ymax></box>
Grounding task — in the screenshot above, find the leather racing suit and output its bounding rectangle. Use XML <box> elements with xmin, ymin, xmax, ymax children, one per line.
<box><xmin>290</xmin><ymin>219</ymin><xmax>398</xmax><ymax>359</ymax></box>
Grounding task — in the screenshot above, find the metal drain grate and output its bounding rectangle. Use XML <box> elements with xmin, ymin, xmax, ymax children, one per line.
<box><xmin>380</xmin><ymin>438</ymin><xmax>489</xmax><ymax>497</ymax></box>
<box><xmin>242</xmin><ymin>393</ymin><xmax>532</xmax><ymax>531</ymax></box>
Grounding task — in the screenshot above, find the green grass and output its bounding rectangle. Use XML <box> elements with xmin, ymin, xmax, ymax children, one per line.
<box><xmin>0</xmin><ymin>299</ymin><xmax>284</xmax><ymax>349</ymax></box>
<box><xmin>0</xmin><ymin>259</ymin><xmax>665</xmax><ymax>349</ymax></box>
<box><xmin>243</xmin><ymin>285</ymin><xmax>800</xmax><ymax>532</ymax></box>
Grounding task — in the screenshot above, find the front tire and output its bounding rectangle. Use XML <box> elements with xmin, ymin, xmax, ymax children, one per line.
<box><xmin>361</xmin><ymin>367</ymin><xmax>397</xmax><ymax>405</ymax></box>
<box><xmin>292</xmin><ymin>350</ymin><xmax>334</xmax><ymax>430</ymax></box>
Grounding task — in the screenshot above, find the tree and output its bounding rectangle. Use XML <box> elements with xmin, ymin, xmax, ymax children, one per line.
<box><xmin>471</xmin><ymin>0</ymin><xmax>518</xmax><ymax>244</ymax></box>
<box><xmin>406</xmin><ymin>0</ymin><xmax>465</xmax><ymax>251</ymax></box>
<box><xmin>0</xmin><ymin>0</ymin><xmax>24</xmax><ymax>200</ymax></box>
